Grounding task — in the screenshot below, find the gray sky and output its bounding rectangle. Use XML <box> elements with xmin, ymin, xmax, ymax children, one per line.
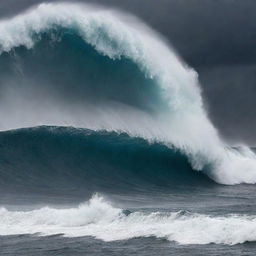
<box><xmin>1</xmin><ymin>0</ymin><xmax>256</xmax><ymax>144</ymax></box>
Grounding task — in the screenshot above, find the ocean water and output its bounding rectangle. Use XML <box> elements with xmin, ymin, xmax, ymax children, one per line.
<box><xmin>1</xmin><ymin>3</ymin><xmax>256</xmax><ymax>255</ymax></box>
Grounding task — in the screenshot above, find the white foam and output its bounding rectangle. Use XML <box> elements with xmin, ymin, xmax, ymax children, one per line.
<box><xmin>1</xmin><ymin>195</ymin><xmax>256</xmax><ymax>245</ymax></box>
<box><xmin>1</xmin><ymin>3</ymin><xmax>256</xmax><ymax>184</ymax></box>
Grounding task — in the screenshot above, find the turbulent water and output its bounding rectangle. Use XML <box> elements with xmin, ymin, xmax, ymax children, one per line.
<box><xmin>1</xmin><ymin>2</ymin><xmax>256</xmax><ymax>256</ymax></box>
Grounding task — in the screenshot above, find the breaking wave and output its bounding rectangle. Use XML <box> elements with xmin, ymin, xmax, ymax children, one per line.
<box><xmin>1</xmin><ymin>194</ymin><xmax>256</xmax><ymax>245</ymax></box>
<box><xmin>0</xmin><ymin>2</ymin><xmax>256</xmax><ymax>185</ymax></box>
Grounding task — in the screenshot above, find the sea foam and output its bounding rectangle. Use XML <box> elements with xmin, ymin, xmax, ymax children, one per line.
<box><xmin>1</xmin><ymin>194</ymin><xmax>256</xmax><ymax>245</ymax></box>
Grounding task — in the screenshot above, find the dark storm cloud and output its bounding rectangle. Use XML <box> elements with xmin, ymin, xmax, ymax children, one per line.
<box><xmin>199</xmin><ymin>65</ymin><xmax>256</xmax><ymax>144</ymax></box>
<box><xmin>1</xmin><ymin>0</ymin><xmax>256</xmax><ymax>144</ymax></box>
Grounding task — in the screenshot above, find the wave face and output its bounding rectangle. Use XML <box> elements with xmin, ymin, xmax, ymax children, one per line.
<box><xmin>1</xmin><ymin>194</ymin><xmax>256</xmax><ymax>245</ymax></box>
<box><xmin>0</xmin><ymin>3</ymin><xmax>256</xmax><ymax>185</ymax></box>
<box><xmin>0</xmin><ymin>126</ymin><xmax>214</xmax><ymax>197</ymax></box>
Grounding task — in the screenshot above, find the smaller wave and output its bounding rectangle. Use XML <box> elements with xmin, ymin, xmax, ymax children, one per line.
<box><xmin>1</xmin><ymin>194</ymin><xmax>256</xmax><ymax>245</ymax></box>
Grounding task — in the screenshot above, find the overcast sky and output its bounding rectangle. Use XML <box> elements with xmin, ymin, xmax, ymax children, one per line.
<box><xmin>1</xmin><ymin>0</ymin><xmax>256</xmax><ymax>144</ymax></box>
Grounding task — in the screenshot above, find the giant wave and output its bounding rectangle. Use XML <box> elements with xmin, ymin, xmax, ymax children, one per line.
<box><xmin>0</xmin><ymin>3</ymin><xmax>256</xmax><ymax>185</ymax></box>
